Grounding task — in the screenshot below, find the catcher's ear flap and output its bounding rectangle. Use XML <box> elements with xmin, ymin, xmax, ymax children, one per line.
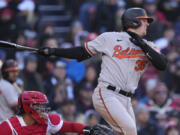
<box><xmin>18</xmin><ymin>94</ymin><xmax>25</xmax><ymax>114</ymax></box>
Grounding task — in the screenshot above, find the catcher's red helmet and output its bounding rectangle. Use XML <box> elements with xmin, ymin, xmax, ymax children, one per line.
<box><xmin>18</xmin><ymin>91</ymin><xmax>49</xmax><ymax>124</ymax></box>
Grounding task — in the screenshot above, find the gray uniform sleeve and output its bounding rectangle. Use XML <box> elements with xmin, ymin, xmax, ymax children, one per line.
<box><xmin>84</xmin><ymin>33</ymin><xmax>106</xmax><ymax>56</ymax></box>
<box><xmin>3</xmin><ymin>83</ymin><xmax>18</xmax><ymax>106</ymax></box>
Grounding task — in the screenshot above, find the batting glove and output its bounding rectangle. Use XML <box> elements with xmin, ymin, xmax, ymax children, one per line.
<box><xmin>38</xmin><ymin>47</ymin><xmax>55</xmax><ymax>56</ymax></box>
<box><xmin>127</xmin><ymin>31</ymin><xmax>147</xmax><ymax>48</ymax></box>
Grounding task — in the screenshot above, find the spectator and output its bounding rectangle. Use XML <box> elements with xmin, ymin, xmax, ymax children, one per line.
<box><xmin>37</xmin><ymin>36</ymin><xmax>59</xmax><ymax>76</ymax></box>
<box><xmin>137</xmin><ymin>66</ymin><xmax>159</xmax><ymax>98</ymax></box>
<box><xmin>75</xmin><ymin>64</ymin><xmax>98</xmax><ymax>97</ymax></box>
<box><xmin>174</xmin><ymin>20</ymin><xmax>180</xmax><ymax>36</ymax></box>
<box><xmin>64</xmin><ymin>21</ymin><xmax>85</xmax><ymax>46</ymax></box>
<box><xmin>17</xmin><ymin>0</ymin><xmax>36</xmax><ymax>27</ymax></box>
<box><xmin>168</xmin><ymin>56</ymin><xmax>180</xmax><ymax>94</ymax></box>
<box><xmin>126</xmin><ymin>0</ymin><xmax>144</xmax><ymax>8</ymax></box>
<box><xmin>146</xmin><ymin>82</ymin><xmax>175</xmax><ymax>122</ymax></box>
<box><xmin>23</xmin><ymin>29</ymin><xmax>38</xmax><ymax>48</ymax></box>
<box><xmin>143</xmin><ymin>0</ymin><xmax>167</xmax><ymax>24</ymax></box>
<box><xmin>171</xmin><ymin>95</ymin><xmax>180</xmax><ymax>112</ymax></box>
<box><xmin>16</xmin><ymin>78</ymin><xmax>24</xmax><ymax>92</ymax></box>
<box><xmin>41</xmin><ymin>58</ymin><xmax>56</xmax><ymax>108</ymax></box>
<box><xmin>0</xmin><ymin>59</ymin><xmax>20</xmax><ymax>122</ymax></box>
<box><xmin>84</xmin><ymin>109</ymin><xmax>100</xmax><ymax>127</ymax></box>
<box><xmin>59</xmin><ymin>99</ymin><xmax>85</xmax><ymax>124</ymax></box>
<box><xmin>139</xmin><ymin>77</ymin><xmax>158</xmax><ymax>104</ymax></box>
<box><xmin>53</xmin><ymin>82</ymin><xmax>67</xmax><ymax>111</ymax></box>
<box><xmin>167</xmin><ymin>109</ymin><xmax>180</xmax><ymax>126</ymax></box>
<box><xmin>155</xmin><ymin>27</ymin><xmax>175</xmax><ymax>50</ymax></box>
<box><xmin>131</xmin><ymin>96</ymin><xmax>139</xmax><ymax>112</ymax></box>
<box><xmin>142</xmin><ymin>1</ymin><xmax>167</xmax><ymax>41</ymax></box>
<box><xmin>52</xmin><ymin>61</ymin><xmax>74</xmax><ymax>110</ymax></box>
<box><xmin>158</xmin><ymin>0</ymin><xmax>180</xmax><ymax>22</ymax></box>
<box><xmin>79</xmin><ymin>1</ymin><xmax>97</xmax><ymax>31</ymax></box>
<box><xmin>76</xmin><ymin>82</ymin><xmax>94</xmax><ymax>113</ymax></box>
<box><xmin>156</xmin><ymin>113</ymin><xmax>168</xmax><ymax>135</ymax></box>
<box><xmin>19</xmin><ymin>54</ymin><xmax>44</xmax><ymax>91</ymax></box>
<box><xmin>74</xmin><ymin>31</ymin><xmax>89</xmax><ymax>46</ymax></box>
<box><xmin>135</xmin><ymin>104</ymin><xmax>158</xmax><ymax>135</ymax></box>
<box><xmin>165</xmin><ymin>121</ymin><xmax>180</xmax><ymax>135</ymax></box>
<box><xmin>60</xmin><ymin>44</ymin><xmax>86</xmax><ymax>84</ymax></box>
<box><xmin>94</xmin><ymin>0</ymin><xmax>119</xmax><ymax>33</ymax></box>
<box><xmin>0</xmin><ymin>8</ymin><xmax>17</xmax><ymax>41</ymax></box>
<box><xmin>163</xmin><ymin>38</ymin><xmax>180</xmax><ymax>92</ymax></box>
<box><xmin>41</xmin><ymin>36</ymin><xmax>59</xmax><ymax>48</ymax></box>
<box><xmin>15</xmin><ymin>32</ymin><xmax>31</xmax><ymax>69</ymax></box>
<box><xmin>37</xmin><ymin>24</ymin><xmax>56</xmax><ymax>46</ymax></box>
<box><xmin>115</xmin><ymin>7</ymin><xmax>126</xmax><ymax>31</ymax></box>
<box><xmin>41</xmin><ymin>24</ymin><xmax>55</xmax><ymax>37</ymax></box>
<box><xmin>0</xmin><ymin>0</ymin><xmax>7</xmax><ymax>9</ymax></box>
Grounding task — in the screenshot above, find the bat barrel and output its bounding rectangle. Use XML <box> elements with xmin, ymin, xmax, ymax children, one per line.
<box><xmin>0</xmin><ymin>40</ymin><xmax>38</xmax><ymax>52</ymax></box>
<box><xmin>16</xmin><ymin>44</ymin><xmax>38</xmax><ymax>51</ymax></box>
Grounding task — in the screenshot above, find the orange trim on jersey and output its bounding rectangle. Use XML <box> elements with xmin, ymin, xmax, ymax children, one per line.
<box><xmin>84</xmin><ymin>42</ymin><xmax>95</xmax><ymax>56</ymax></box>
<box><xmin>115</xmin><ymin>55</ymin><xmax>146</xmax><ymax>59</ymax></box>
<box><xmin>136</xmin><ymin>16</ymin><xmax>152</xmax><ymax>19</ymax></box>
<box><xmin>98</xmin><ymin>88</ymin><xmax>124</xmax><ymax>135</ymax></box>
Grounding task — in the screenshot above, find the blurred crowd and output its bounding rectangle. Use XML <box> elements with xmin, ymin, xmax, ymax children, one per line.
<box><xmin>0</xmin><ymin>0</ymin><xmax>179</xmax><ymax>135</ymax></box>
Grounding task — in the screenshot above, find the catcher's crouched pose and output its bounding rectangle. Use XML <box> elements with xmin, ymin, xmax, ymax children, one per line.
<box><xmin>0</xmin><ymin>91</ymin><xmax>110</xmax><ymax>135</ymax></box>
<box><xmin>38</xmin><ymin>8</ymin><xmax>167</xmax><ymax>135</ymax></box>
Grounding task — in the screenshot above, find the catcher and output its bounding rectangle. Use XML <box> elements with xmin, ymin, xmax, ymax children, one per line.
<box><xmin>0</xmin><ymin>91</ymin><xmax>112</xmax><ymax>135</ymax></box>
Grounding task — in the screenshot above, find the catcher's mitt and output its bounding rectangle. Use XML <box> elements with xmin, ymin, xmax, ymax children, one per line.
<box><xmin>83</xmin><ymin>124</ymin><xmax>113</xmax><ymax>135</ymax></box>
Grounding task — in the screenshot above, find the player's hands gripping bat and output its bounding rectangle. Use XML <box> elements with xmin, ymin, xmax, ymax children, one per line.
<box><xmin>127</xmin><ymin>31</ymin><xmax>147</xmax><ymax>48</ymax></box>
<box><xmin>38</xmin><ymin>47</ymin><xmax>55</xmax><ymax>56</ymax></box>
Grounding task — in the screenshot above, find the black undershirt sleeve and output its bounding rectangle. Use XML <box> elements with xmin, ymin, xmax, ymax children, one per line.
<box><xmin>51</xmin><ymin>46</ymin><xmax>92</xmax><ymax>61</ymax></box>
<box><xmin>140</xmin><ymin>45</ymin><xmax>167</xmax><ymax>70</ymax></box>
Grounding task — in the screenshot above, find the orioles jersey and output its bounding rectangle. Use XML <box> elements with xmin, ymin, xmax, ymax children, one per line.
<box><xmin>85</xmin><ymin>32</ymin><xmax>157</xmax><ymax>93</ymax></box>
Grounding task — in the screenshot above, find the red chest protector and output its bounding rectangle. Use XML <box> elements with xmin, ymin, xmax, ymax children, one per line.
<box><xmin>8</xmin><ymin>116</ymin><xmax>47</xmax><ymax>135</ymax></box>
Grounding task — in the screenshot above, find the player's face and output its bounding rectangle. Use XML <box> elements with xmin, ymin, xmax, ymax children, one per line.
<box><xmin>8</xmin><ymin>71</ymin><xmax>19</xmax><ymax>82</ymax></box>
<box><xmin>137</xmin><ymin>19</ymin><xmax>149</xmax><ymax>36</ymax></box>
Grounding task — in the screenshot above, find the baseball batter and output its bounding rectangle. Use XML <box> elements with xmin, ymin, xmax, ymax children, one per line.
<box><xmin>38</xmin><ymin>8</ymin><xmax>167</xmax><ymax>135</ymax></box>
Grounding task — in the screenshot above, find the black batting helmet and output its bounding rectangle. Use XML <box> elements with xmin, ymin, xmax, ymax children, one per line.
<box><xmin>121</xmin><ymin>8</ymin><xmax>153</xmax><ymax>30</ymax></box>
<box><xmin>1</xmin><ymin>59</ymin><xmax>19</xmax><ymax>79</ymax></box>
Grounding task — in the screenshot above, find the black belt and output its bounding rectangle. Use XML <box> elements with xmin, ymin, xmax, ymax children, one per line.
<box><xmin>107</xmin><ymin>85</ymin><xmax>134</xmax><ymax>98</ymax></box>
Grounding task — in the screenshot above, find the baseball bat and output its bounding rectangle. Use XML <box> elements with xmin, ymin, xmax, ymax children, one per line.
<box><xmin>0</xmin><ymin>40</ymin><xmax>38</xmax><ymax>52</ymax></box>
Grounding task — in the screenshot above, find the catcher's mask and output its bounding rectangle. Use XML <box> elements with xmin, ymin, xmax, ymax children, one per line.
<box><xmin>18</xmin><ymin>91</ymin><xmax>50</xmax><ymax>124</ymax></box>
<box><xmin>121</xmin><ymin>7</ymin><xmax>153</xmax><ymax>30</ymax></box>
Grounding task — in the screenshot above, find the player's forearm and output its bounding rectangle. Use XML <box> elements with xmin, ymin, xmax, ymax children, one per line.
<box><xmin>59</xmin><ymin>121</ymin><xmax>86</xmax><ymax>134</ymax></box>
<box><xmin>48</xmin><ymin>46</ymin><xmax>91</xmax><ymax>61</ymax></box>
<box><xmin>140</xmin><ymin>44</ymin><xmax>167</xmax><ymax>70</ymax></box>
